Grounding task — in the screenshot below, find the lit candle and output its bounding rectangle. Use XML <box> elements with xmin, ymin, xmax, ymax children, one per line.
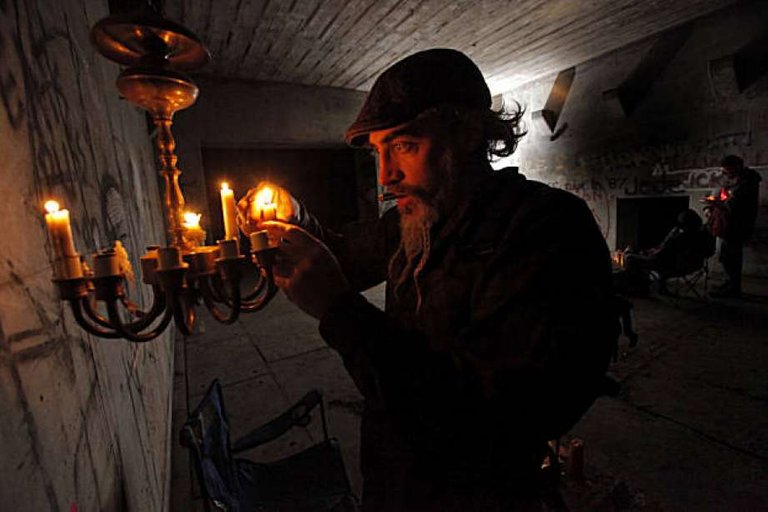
<box><xmin>220</xmin><ymin>182</ymin><xmax>239</xmax><ymax>240</ymax></box>
<box><xmin>252</xmin><ymin>185</ymin><xmax>277</xmax><ymax>222</ymax></box>
<box><xmin>44</xmin><ymin>200</ymin><xmax>83</xmax><ymax>279</ymax></box>
<box><xmin>249</xmin><ymin>230</ymin><xmax>269</xmax><ymax>252</ymax></box>
<box><xmin>44</xmin><ymin>200</ymin><xmax>77</xmax><ymax>258</ymax></box>
<box><xmin>182</xmin><ymin>211</ymin><xmax>206</xmax><ymax>247</ymax></box>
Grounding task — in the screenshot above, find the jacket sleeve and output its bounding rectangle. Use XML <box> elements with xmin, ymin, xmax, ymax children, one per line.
<box><xmin>296</xmin><ymin>204</ymin><xmax>401</xmax><ymax>292</ymax></box>
<box><xmin>319</xmin><ymin>193</ymin><xmax>618</xmax><ymax>455</ymax></box>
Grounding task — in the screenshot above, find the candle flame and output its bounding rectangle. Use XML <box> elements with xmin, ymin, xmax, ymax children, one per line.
<box><xmin>221</xmin><ymin>182</ymin><xmax>230</xmax><ymax>191</ymax></box>
<box><xmin>44</xmin><ymin>200</ymin><xmax>60</xmax><ymax>214</ymax></box>
<box><xmin>255</xmin><ymin>186</ymin><xmax>275</xmax><ymax>207</ymax></box>
<box><xmin>182</xmin><ymin>211</ymin><xmax>202</xmax><ymax>228</ymax></box>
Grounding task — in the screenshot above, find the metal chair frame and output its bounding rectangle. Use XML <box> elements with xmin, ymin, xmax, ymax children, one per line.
<box><xmin>180</xmin><ymin>379</ymin><xmax>357</xmax><ymax>512</ymax></box>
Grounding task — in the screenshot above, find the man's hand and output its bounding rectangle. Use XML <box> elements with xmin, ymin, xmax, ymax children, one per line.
<box><xmin>263</xmin><ymin>221</ymin><xmax>351</xmax><ymax>319</ymax></box>
<box><xmin>237</xmin><ymin>182</ymin><xmax>299</xmax><ymax>235</ymax></box>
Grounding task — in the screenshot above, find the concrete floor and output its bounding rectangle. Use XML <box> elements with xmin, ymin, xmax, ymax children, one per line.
<box><xmin>170</xmin><ymin>276</ymin><xmax>768</xmax><ymax>511</ymax></box>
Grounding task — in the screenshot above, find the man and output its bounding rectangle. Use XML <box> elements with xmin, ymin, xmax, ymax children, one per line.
<box><xmin>710</xmin><ymin>155</ymin><xmax>762</xmax><ymax>297</ymax></box>
<box><xmin>240</xmin><ymin>49</ymin><xmax>618</xmax><ymax>511</ymax></box>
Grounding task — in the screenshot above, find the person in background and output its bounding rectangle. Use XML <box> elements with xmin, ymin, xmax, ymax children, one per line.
<box><xmin>239</xmin><ymin>49</ymin><xmax>618</xmax><ymax>511</ymax></box>
<box><xmin>708</xmin><ymin>155</ymin><xmax>762</xmax><ymax>298</ymax></box>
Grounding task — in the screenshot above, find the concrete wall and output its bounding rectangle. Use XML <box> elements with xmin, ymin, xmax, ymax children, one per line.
<box><xmin>496</xmin><ymin>0</ymin><xmax>768</xmax><ymax>275</ymax></box>
<box><xmin>0</xmin><ymin>1</ymin><xmax>174</xmax><ymax>510</ymax></box>
<box><xmin>173</xmin><ymin>77</ymin><xmax>367</xmax><ymax>230</ymax></box>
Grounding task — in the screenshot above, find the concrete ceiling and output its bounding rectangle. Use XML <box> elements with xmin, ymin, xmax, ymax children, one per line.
<box><xmin>163</xmin><ymin>0</ymin><xmax>738</xmax><ymax>94</ymax></box>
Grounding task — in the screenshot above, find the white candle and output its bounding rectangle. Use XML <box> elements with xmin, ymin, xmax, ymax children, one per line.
<box><xmin>44</xmin><ymin>200</ymin><xmax>77</xmax><ymax>257</ymax></box>
<box><xmin>52</xmin><ymin>256</ymin><xmax>83</xmax><ymax>280</ymax></box>
<box><xmin>220</xmin><ymin>182</ymin><xmax>239</xmax><ymax>240</ymax></box>
<box><xmin>252</xmin><ymin>185</ymin><xmax>277</xmax><ymax>222</ymax></box>
<box><xmin>249</xmin><ymin>230</ymin><xmax>269</xmax><ymax>252</ymax></box>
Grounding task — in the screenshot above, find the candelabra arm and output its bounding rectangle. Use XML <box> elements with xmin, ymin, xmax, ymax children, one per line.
<box><xmin>241</xmin><ymin>268</ymin><xmax>268</xmax><ymax>302</ymax></box>
<box><xmin>200</xmin><ymin>276</ymin><xmax>241</xmax><ymax>324</ymax></box>
<box><xmin>205</xmin><ymin>273</ymin><xmax>228</xmax><ymax>303</ymax></box>
<box><xmin>124</xmin><ymin>284</ymin><xmax>167</xmax><ymax>331</ymax></box>
<box><xmin>81</xmin><ymin>283</ymin><xmax>167</xmax><ymax>332</ymax></box>
<box><xmin>82</xmin><ymin>295</ymin><xmax>116</xmax><ymax>329</ymax></box>
<box><xmin>106</xmin><ymin>297</ymin><xmax>174</xmax><ymax>342</ymax></box>
<box><xmin>70</xmin><ymin>298</ymin><xmax>123</xmax><ymax>339</ymax></box>
<box><xmin>155</xmin><ymin>116</ymin><xmax>186</xmax><ymax>247</ymax></box>
<box><xmin>239</xmin><ymin>265</ymin><xmax>279</xmax><ymax>312</ymax></box>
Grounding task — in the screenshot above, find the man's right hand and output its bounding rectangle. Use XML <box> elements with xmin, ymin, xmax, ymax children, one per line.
<box><xmin>262</xmin><ymin>221</ymin><xmax>351</xmax><ymax>319</ymax></box>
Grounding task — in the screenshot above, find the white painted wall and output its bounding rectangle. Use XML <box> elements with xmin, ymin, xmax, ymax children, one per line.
<box><xmin>0</xmin><ymin>1</ymin><xmax>173</xmax><ymax>510</ymax></box>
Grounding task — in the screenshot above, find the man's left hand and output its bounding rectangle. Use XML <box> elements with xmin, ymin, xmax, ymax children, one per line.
<box><xmin>262</xmin><ymin>221</ymin><xmax>351</xmax><ymax>319</ymax></box>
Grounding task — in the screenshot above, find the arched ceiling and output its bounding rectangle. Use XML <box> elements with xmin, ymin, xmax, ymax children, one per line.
<box><xmin>164</xmin><ymin>0</ymin><xmax>738</xmax><ymax>94</ymax></box>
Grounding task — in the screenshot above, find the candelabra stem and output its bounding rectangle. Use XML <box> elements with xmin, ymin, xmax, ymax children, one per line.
<box><xmin>169</xmin><ymin>289</ymin><xmax>196</xmax><ymax>336</ymax></box>
<box><xmin>154</xmin><ymin>116</ymin><xmax>186</xmax><ymax>248</ymax></box>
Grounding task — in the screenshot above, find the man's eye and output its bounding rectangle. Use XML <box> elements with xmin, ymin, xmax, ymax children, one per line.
<box><xmin>392</xmin><ymin>141</ymin><xmax>416</xmax><ymax>153</ymax></box>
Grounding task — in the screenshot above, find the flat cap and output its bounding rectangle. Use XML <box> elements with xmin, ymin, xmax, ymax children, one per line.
<box><xmin>345</xmin><ymin>48</ymin><xmax>491</xmax><ymax>146</ymax></box>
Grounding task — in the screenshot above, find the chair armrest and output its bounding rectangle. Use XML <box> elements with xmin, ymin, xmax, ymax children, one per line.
<box><xmin>232</xmin><ymin>389</ymin><xmax>323</xmax><ymax>454</ymax></box>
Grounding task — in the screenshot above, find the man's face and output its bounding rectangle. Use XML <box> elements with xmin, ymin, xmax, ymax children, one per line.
<box><xmin>369</xmin><ymin>120</ymin><xmax>459</xmax><ymax>262</ymax></box>
<box><xmin>368</xmin><ymin>121</ymin><xmax>450</xmax><ymax>217</ymax></box>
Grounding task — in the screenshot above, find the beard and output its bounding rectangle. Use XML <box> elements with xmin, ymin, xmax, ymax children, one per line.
<box><xmin>388</xmin><ymin>150</ymin><xmax>460</xmax><ymax>306</ymax></box>
<box><xmin>399</xmin><ymin>199</ymin><xmax>439</xmax><ymax>262</ymax></box>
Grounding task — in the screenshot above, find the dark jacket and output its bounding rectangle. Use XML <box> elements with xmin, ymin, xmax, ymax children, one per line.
<box><xmin>311</xmin><ymin>168</ymin><xmax>617</xmax><ymax>511</ymax></box>
<box><xmin>724</xmin><ymin>167</ymin><xmax>762</xmax><ymax>242</ymax></box>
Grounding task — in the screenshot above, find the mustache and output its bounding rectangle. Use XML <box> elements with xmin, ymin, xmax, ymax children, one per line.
<box><xmin>386</xmin><ymin>184</ymin><xmax>433</xmax><ymax>202</ymax></box>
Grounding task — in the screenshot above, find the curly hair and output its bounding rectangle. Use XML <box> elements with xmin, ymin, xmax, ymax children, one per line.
<box><xmin>482</xmin><ymin>101</ymin><xmax>527</xmax><ymax>160</ymax></box>
<box><xmin>414</xmin><ymin>103</ymin><xmax>527</xmax><ymax>162</ymax></box>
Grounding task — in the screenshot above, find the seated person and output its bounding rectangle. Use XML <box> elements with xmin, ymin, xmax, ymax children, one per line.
<box><xmin>625</xmin><ymin>209</ymin><xmax>715</xmax><ymax>294</ymax></box>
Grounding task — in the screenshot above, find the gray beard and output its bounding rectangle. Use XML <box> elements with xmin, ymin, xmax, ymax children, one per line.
<box><xmin>387</xmin><ymin>151</ymin><xmax>458</xmax><ymax>306</ymax></box>
<box><xmin>400</xmin><ymin>200</ymin><xmax>439</xmax><ymax>262</ymax></box>
<box><xmin>387</xmin><ymin>203</ymin><xmax>437</xmax><ymax>309</ymax></box>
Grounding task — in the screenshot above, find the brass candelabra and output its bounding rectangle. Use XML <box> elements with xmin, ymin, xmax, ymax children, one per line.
<box><xmin>46</xmin><ymin>12</ymin><xmax>278</xmax><ymax>341</ymax></box>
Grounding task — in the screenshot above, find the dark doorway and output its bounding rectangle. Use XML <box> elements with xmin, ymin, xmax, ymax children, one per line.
<box><xmin>202</xmin><ymin>147</ymin><xmax>377</xmax><ymax>242</ymax></box>
<box><xmin>616</xmin><ymin>196</ymin><xmax>690</xmax><ymax>250</ymax></box>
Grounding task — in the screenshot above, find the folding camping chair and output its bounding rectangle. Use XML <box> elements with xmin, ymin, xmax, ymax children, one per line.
<box><xmin>651</xmin><ymin>258</ymin><xmax>710</xmax><ymax>299</ymax></box>
<box><xmin>180</xmin><ymin>379</ymin><xmax>358</xmax><ymax>512</ymax></box>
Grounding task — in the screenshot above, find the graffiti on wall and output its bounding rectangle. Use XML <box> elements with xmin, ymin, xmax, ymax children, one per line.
<box><xmin>572</xmin><ymin>133</ymin><xmax>749</xmax><ymax>176</ymax></box>
<box><xmin>544</xmin><ymin>165</ymin><xmax>731</xmax><ymax>238</ymax></box>
<box><xmin>0</xmin><ymin>1</ymin><xmax>160</xmax><ymax>257</ymax></box>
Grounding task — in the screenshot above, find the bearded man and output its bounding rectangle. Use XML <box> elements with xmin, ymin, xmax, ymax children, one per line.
<box><xmin>240</xmin><ymin>49</ymin><xmax>618</xmax><ymax>511</ymax></box>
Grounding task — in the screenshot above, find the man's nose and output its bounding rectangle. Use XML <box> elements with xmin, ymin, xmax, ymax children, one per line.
<box><xmin>378</xmin><ymin>152</ymin><xmax>403</xmax><ymax>187</ymax></box>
